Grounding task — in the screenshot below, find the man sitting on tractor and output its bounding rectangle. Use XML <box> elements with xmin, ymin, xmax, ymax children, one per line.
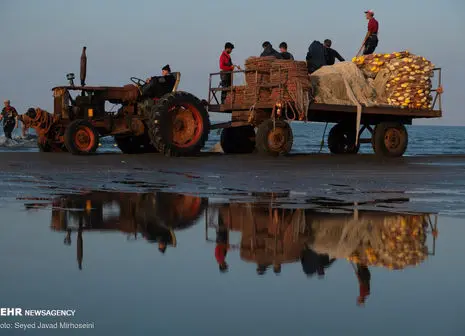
<box><xmin>142</xmin><ymin>64</ymin><xmax>176</xmax><ymax>98</ymax></box>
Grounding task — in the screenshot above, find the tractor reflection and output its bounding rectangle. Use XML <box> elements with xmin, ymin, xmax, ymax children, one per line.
<box><xmin>48</xmin><ymin>191</ymin><xmax>207</xmax><ymax>269</ymax></box>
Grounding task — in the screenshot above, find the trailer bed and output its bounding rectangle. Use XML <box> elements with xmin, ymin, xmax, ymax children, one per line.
<box><xmin>208</xmin><ymin>102</ymin><xmax>441</xmax><ymax>119</ymax></box>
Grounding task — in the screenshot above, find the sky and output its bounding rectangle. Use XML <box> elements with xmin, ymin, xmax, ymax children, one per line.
<box><xmin>0</xmin><ymin>0</ymin><xmax>464</xmax><ymax>125</ymax></box>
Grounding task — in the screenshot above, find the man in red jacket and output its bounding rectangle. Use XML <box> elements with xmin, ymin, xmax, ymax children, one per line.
<box><xmin>363</xmin><ymin>10</ymin><xmax>379</xmax><ymax>55</ymax></box>
<box><xmin>219</xmin><ymin>42</ymin><xmax>237</xmax><ymax>104</ymax></box>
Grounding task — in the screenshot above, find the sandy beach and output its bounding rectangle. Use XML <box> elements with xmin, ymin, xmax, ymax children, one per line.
<box><xmin>1</xmin><ymin>152</ymin><xmax>464</xmax><ymax>215</ymax></box>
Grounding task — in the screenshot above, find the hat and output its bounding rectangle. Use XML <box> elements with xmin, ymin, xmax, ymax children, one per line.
<box><xmin>364</xmin><ymin>9</ymin><xmax>374</xmax><ymax>15</ymax></box>
<box><xmin>4</xmin><ymin>99</ymin><xmax>10</xmax><ymax>104</ymax></box>
<box><xmin>162</xmin><ymin>64</ymin><xmax>171</xmax><ymax>72</ymax></box>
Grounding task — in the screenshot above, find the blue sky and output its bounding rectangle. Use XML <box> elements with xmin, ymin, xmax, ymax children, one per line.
<box><xmin>1</xmin><ymin>0</ymin><xmax>464</xmax><ymax>125</ymax></box>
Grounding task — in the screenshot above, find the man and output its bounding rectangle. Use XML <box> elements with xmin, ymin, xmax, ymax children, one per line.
<box><xmin>0</xmin><ymin>100</ymin><xmax>18</xmax><ymax>139</ymax></box>
<box><xmin>142</xmin><ymin>64</ymin><xmax>176</xmax><ymax>98</ymax></box>
<box><xmin>279</xmin><ymin>42</ymin><xmax>294</xmax><ymax>60</ymax></box>
<box><xmin>356</xmin><ymin>263</ymin><xmax>371</xmax><ymax>306</ymax></box>
<box><xmin>362</xmin><ymin>10</ymin><xmax>379</xmax><ymax>55</ymax></box>
<box><xmin>306</xmin><ymin>40</ymin><xmax>327</xmax><ymax>74</ymax></box>
<box><xmin>215</xmin><ymin>217</ymin><xmax>229</xmax><ymax>273</ymax></box>
<box><xmin>260</xmin><ymin>41</ymin><xmax>282</xmax><ymax>59</ymax></box>
<box><xmin>323</xmin><ymin>39</ymin><xmax>345</xmax><ymax>65</ymax></box>
<box><xmin>219</xmin><ymin>42</ymin><xmax>237</xmax><ymax>104</ymax></box>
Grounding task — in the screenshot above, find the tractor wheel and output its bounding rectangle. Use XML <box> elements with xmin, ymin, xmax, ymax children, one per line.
<box><xmin>64</xmin><ymin>120</ymin><xmax>100</xmax><ymax>155</ymax></box>
<box><xmin>255</xmin><ymin>119</ymin><xmax>293</xmax><ymax>156</ymax></box>
<box><xmin>155</xmin><ymin>193</ymin><xmax>208</xmax><ymax>230</ymax></box>
<box><xmin>37</xmin><ymin>140</ymin><xmax>67</xmax><ymax>153</ymax></box>
<box><xmin>114</xmin><ymin>135</ymin><xmax>157</xmax><ymax>154</ymax></box>
<box><xmin>220</xmin><ymin>126</ymin><xmax>256</xmax><ymax>154</ymax></box>
<box><xmin>328</xmin><ymin>122</ymin><xmax>360</xmax><ymax>154</ymax></box>
<box><xmin>372</xmin><ymin>122</ymin><xmax>408</xmax><ymax>157</ymax></box>
<box><xmin>148</xmin><ymin>91</ymin><xmax>210</xmax><ymax>156</ymax></box>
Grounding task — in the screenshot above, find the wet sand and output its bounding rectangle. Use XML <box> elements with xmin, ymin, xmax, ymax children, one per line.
<box><xmin>1</xmin><ymin>152</ymin><xmax>465</xmax><ymax>214</ymax></box>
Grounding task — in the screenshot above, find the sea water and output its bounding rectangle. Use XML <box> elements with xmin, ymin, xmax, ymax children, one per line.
<box><xmin>1</xmin><ymin>123</ymin><xmax>464</xmax><ymax>156</ymax></box>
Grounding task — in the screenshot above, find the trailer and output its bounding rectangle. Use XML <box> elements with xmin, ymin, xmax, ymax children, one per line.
<box><xmin>207</xmin><ymin>67</ymin><xmax>443</xmax><ymax>157</ymax></box>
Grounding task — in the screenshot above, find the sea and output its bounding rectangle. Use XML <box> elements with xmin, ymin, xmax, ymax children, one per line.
<box><xmin>1</xmin><ymin>123</ymin><xmax>465</xmax><ymax>156</ymax></box>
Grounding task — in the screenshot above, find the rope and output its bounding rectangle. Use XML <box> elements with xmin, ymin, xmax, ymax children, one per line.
<box><xmin>319</xmin><ymin>122</ymin><xmax>329</xmax><ymax>153</ymax></box>
<box><xmin>343</xmin><ymin>77</ymin><xmax>363</xmax><ymax>146</ymax></box>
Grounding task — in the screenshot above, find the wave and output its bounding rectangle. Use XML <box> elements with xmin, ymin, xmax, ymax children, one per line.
<box><xmin>0</xmin><ymin>134</ymin><xmax>38</xmax><ymax>149</ymax></box>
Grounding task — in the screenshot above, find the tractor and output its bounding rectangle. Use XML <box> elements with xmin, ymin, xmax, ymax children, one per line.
<box><xmin>20</xmin><ymin>47</ymin><xmax>210</xmax><ymax>156</ymax></box>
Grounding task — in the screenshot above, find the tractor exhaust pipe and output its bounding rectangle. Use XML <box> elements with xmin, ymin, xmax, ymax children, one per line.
<box><xmin>80</xmin><ymin>46</ymin><xmax>87</xmax><ymax>87</ymax></box>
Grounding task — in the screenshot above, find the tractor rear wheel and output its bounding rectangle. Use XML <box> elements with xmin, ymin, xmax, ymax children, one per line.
<box><xmin>256</xmin><ymin>119</ymin><xmax>293</xmax><ymax>156</ymax></box>
<box><xmin>328</xmin><ymin>122</ymin><xmax>360</xmax><ymax>154</ymax></box>
<box><xmin>220</xmin><ymin>126</ymin><xmax>256</xmax><ymax>154</ymax></box>
<box><xmin>64</xmin><ymin>120</ymin><xmax>100</xmax><ymax>155</ymax></box>
<box><xmin>148</xmin><ymin>91</ymin><xmax>210</xmax><ymax>156</ymax></box>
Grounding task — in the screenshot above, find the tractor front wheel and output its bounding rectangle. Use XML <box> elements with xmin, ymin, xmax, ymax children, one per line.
<box><xmin>114</xmin><ymin>134</ymin><xmax>158</xmax><ymax>154</ymax></box>
<box><xmin>64</xmin><ymin>120</ymin><xmax>100</xmax><ymax>155</ymax></box>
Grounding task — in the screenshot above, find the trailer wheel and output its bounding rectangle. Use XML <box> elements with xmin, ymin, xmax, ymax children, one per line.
<box><xmin>64</xmin><ymin>120</ymin><xmax>100</xmax><ymax>155</ymax></box>
<box><xmin>114</xmin><ymin>135</ymin><xmax>157</xmax><ymax>154</ymax></box>
<box><xmin>372</xmin><ymin>122</ymin><xmax>408</xmax><ymax>157</ymax></box>
<box><xmin>327</xmin><ymin>122</ymin><xmax>359</xmax><ymax>154</ymax></box>
<box><xmin>148</xmin><ymin>91</ymin><xmax>210</xmax><ymax>156</ymax></box>
<box><xmin>220</xmin><ymin>126</ymin><xmax>256</xmax><ymax>154</ymax></box>
<box><xmin>256</xmin><ymin>119</ymin><xmax>293</xmax><ymax>156</ymax></box>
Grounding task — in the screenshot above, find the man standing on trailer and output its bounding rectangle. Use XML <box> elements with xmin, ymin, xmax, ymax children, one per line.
<box><xmin>0</xmin><ymin>100</ymin><xmax>18</xmax><ymax>139</ymax></box>
<box><xmin>219</xmin><ymin>42</ymin><xmax>237</xmax><ymax>104</ymax></box>
<box><xmin>362</xmin><ymin>10</ymin><xmax>379</xmax><ymax>55</ymax></box>
<box><xmin>279</xmin><ymin>42</ymin><xmax>294</xmax><ymax>60</ymax></box>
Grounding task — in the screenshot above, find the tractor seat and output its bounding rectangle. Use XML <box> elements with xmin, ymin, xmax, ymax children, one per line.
<box><xmin>171</xmin><ymin>72</ymin><xmax>181</xmax><ymax>92</ymax></box>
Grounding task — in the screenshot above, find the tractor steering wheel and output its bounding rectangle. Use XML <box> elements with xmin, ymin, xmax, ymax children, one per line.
<box><xmin>130</xmin><ymin>77</ymin><xmax>147</xmax><ymax>87</ymax></box>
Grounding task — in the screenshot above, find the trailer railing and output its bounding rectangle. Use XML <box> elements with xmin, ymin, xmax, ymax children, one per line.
<box><xmin>431</xmin><ymin>68</ymin><xmax>443</xmax><ymax>112</ymax></box>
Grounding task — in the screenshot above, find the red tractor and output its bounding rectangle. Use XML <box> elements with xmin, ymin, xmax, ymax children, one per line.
<box><xmin>20</xmin><ymin>47</ymin><xmax>210</xmax><ymax>156</ymax></box>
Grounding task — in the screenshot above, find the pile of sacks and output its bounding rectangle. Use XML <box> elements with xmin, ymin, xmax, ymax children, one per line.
<box><xmin>352</xmin><ymin>51</ymin><xmax>435</xmax><ymax>109</ymax></box>
<box><xmin>270</xmin><ymin>60</ymin><xmax>310</xmax><ymax>101</ymax></box>
<box><xmin>347</xmin><ymin>214</ymin><xmax>429</xmax><ymax>270</ymax></box>
<box><xmin>224</xmin><ymin>57</ymin><xmax>310</xmax><ymax>106</ymax></box>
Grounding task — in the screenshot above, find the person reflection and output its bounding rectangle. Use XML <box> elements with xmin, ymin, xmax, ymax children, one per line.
<box><xmin>273</xmin><ymin>264</ymin><xmax>282</xmax><ymax>275</ymax></box>
<box><xmin>300</xmin><ymin>245</ymin><xmax>335</xmax><ymax>279</ymax></box>
<box><xmin>215</xmin><ymin>216</ymin><xmax>229</xmax><ymax>273</ymax></box>
<box><xmin>256</xmin><ymin>264</ymin><xmax>269</xmax><ymax>275</ymax></box>
<box><xmin>356</xmin><ymin>263</ymin><xmax>371</xmax><ymax>306</ymax></box>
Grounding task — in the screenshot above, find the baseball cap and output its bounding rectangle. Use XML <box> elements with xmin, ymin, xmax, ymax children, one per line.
<box><xmin>364</xmin><ymin>9</ymin><xmax>374</xmax><ymax>15</ymax></box>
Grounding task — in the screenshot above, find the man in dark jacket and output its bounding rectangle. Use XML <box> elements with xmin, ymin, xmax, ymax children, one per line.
<box><xmin>142</xmin><ymin>64</ymin><xmax>176</xmax><ymax>98</ymax></box>
<box><xmin>260</xmin><ymin>41</ymin><xmax>282</xmax><ymax>59</ymax></box>
<box><xmin>323</xmin><ymin>39</ymin><xmax>345</xmax><ymax>65</ymax></box>
<box><xmin>279</xmin><ymin>42</ymin><xmax>294</xmax><ymax>60</ymax></box>
<box><xmin>306</xmin><ymin>41</ymin><xmax>327</xmax><ymax>74</ymax></box>
<box><xmin>1</xmin><ymin>100</ymin><xmax>18</xmax><ymax>139</ymax></box>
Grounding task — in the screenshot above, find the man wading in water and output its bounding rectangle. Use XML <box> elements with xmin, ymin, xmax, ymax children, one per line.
<box><xmin>1</xmin><ymin>100</ymin><xmax>18</xmax><ymax>139</ymax></box>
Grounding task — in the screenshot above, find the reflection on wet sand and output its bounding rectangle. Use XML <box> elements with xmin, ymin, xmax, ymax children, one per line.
<box><xmin>205</xmin><ymin>200</ymin><xmax>438</xmax><ymax>306</ymax></box>
<box><xmin>26</xmin><ymin>191</ymin><xmax>207</xmax><ymax>269</ymax></box>
<box><xmin>25</xmin><ymin>191</ymin><xmax>438</xmax><ymax>305</ymax></box>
